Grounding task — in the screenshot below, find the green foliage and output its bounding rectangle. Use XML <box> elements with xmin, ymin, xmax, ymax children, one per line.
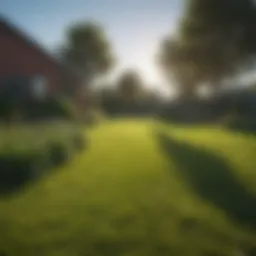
<box><xmin>96</xmin><ymin>71</ymin><xmax>154</xmax><ymax>115</ymax></box>
<box><xmin>23</xmin><ymin>97</ymin><xmax>76</xmax><ymax>121</ymax></box>
<box><xmin>227</xmin><ymin>118</ymin><xmax>256</xmax><ymax>135</ymax></box>
<box><xmin>61</xmin><ymin>21</ymin><xmax>115</xmax><ymax>82</ymax></box>
<box><xmin>72</xmin><ymin>133</ymin><xmax>86</xmax><ymax>151</ymax></box>
<box><xmin>0</xmin><ymin>123</ymin><xmax>84</xmax><ymax>196</ymax></box>
<box><xmin>0</xmin><ymin>95</ymin><xmax>19</xmax><ymax>121</ymax></box>
<box><xmin>159</xmin><ymin>0</ymin><xmax>256</xmax><ymax>95</ymax></box>
<box><xmin>117</xmin><ymin>70</ymin><xmax>145</xmax><ymax>104</ymax></box>
<box><xmin>159</xmin><ymin>38</ymin><xmax>201</xmax><ymax>96</ymax></box>
<box><xmin>47</xmin><ymin>142</ymin><xmax>70</xmax><ymax>167</ymax></box>
<box><xmin>0</xmin><ymin>93</ymin><xmax>76</xmax><ymax>122</ymax></box>
<box><xmin>99</xmin><ymin>87</ymin><xmax>120</xmax><ymax>114</ymax></box>
<box><xmin>0</xmin><ymin>151</ymin><xmax>48</xmax><ymax>194</ymax></box>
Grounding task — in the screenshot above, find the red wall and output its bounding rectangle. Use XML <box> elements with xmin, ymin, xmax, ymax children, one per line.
<box><xmin>0</xmin><ymin>23</ymin><xmax>63</xmax><ymax>93</ymax></box>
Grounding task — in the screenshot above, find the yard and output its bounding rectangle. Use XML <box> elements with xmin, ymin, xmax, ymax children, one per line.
<box><xmin>0</xmin><ymin>119</ymin><xmax>256</xmax><ymax>256</ymax></box>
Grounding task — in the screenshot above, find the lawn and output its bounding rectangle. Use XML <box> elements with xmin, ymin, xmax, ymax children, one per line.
<box><xmin>0</xmin><ymin>119</ymin><xmax>255</xmax><ymax>256</ymax></box>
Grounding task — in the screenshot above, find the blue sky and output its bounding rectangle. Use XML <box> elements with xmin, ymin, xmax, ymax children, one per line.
<box><xmin>1</xmin><ymin>0</ymin><xmax>183</xmax><ymax>91</ymax></box>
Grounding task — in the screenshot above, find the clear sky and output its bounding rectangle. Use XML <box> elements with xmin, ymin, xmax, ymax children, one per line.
<box><xmin>1</xmin><ymin>0</ymin><xmax>183</xmax><ymax>93</ymax></box>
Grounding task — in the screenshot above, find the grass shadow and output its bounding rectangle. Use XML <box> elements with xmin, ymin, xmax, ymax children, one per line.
<box><xmin>157</xmin><ymin>133</ymin><xmax>256</xmax><ymax>229</ymax></box>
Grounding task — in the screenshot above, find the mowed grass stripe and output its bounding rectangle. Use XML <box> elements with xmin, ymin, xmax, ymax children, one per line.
<box><xmin>0</xmin><ymin>120</ymin><xmax>255</xmax><ymax>255</ymax></box>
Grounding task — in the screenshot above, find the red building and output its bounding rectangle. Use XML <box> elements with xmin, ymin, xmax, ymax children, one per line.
<box><xmin>0</xmin><ymin>17</ymin><xmax>81</xmax><ymax>100</ymax></box>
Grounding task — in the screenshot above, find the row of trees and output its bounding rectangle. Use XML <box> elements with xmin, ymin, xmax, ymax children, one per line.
<box><xmin>90</xmin><ymin>71</ymin><xmax>163</xmax><ymax>115</ymax></box>
<box><xmin>59</xmin><ymin>22</ymin><xmax>163</xmax><ymax>114</ymax></box>
<box><xmin>59</xmin><ymin>0</ymin><xmax>256</xmax><ymax>109</ymax></box>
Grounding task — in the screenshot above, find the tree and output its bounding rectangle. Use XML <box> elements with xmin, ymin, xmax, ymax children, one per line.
<box><xmin>159</xmin><ymin>38</ymin><xmax>201</xmax><ymax>97</ymax></box>
<box><xmin>61</xmin><ymin>21</ymin><xmax>115</xmax><ymax>85</ymax></box>
<box><xmin>99</xmin><ymin>86</ymin><xmax>120</xmax><ymax>114</ymax></box>
<box><xmin>116</xmin><ymin>70</ymin><xmax>145</xmax><ymax>104</ymax></box>
<box><xmin>159</xmin><ymin>0</ymin><xmax>256</xmax><ymax>97</ymax></box>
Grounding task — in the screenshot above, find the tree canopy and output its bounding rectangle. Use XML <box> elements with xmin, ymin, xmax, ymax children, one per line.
<box><xmin>159</xmin><ymin>0</ymin><xmax>256</xmax><ymax>96</ymax></box>
<box><xmin>61</xmin><ymin>21</ymin><xmax>115</xmax><ymax>83</ymax></box>
<box><xmin>116</xmin><ymin>70</ymin><xmax>145</xmax><ymax>104</ymax></box>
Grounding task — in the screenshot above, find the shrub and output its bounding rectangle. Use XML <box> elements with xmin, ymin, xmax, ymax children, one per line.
<box><xmin>0</xmin><ymin>94</ymin><xmax>77</xmax><ymax>122</ymax></box>
<box><xmin>227</xmin><ymin>118</ymin><xmax>256</xmax><ymax>134</ymax></box>
<box><xmin>72</xmin><ymin>133</ymin><xmax>86</xmax><ymax>151</ymax></box>
<box><xmin>179</xmin><ymin>218</ymin><xmax>198</xmax><ymax>233</ymax></box>
<box><xmin>22</xmin><ymin>96</ymin><xmax>76</xmax><ymax>121</ymax></box>
<box><xmin>29</xmin><ymin>150</ymin><xmax>52</xmax><ymax>178</ymax></box>
<box><xmin>0</xmin><ymin>96</ymin><xmax>18</xmax><ymax>121</ymax></box>
<box><xmin>83</xmin><ymin>112</ymin><xmax>98</xmax><ymax>126</ymax></box>
<box><xmin>0</xmin><ymin>151</ymin><xmax>48</xmax><ymax>194</ymax></box>
<box><xmin>48</xmin><ymin>143</ymin><xmax>70</xmax><ymax>167</ymax></box>
<box><xmin>0</xmin><ymin>156</ymin><xmax>29</xmax><ymax>193</ymax></box>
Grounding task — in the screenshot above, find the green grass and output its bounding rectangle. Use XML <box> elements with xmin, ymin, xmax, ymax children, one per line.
<box><xmin>0</xmin><ymin>119</ymin><xmax>255</xmax><ymax>256</ymax></box>
<box><xmin>163</xmin><ymin>125</ymin><xmax>256</xmax><ymax>193</ymax></box>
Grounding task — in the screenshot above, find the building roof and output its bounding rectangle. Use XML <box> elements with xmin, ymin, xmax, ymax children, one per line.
<box><xmin>0</xmin><ymin>15</ymin><xmax>82</xmax><ymax>81</ymax></box>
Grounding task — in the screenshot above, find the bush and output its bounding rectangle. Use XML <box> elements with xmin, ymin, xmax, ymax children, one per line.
<box><xmin>83</xmin><ymin>112</ymin><xmax>99</xmax><ymax>126</ymax></box>
<box><xmin>0</xmin><ymin>94</ymin><xmax>77</xmax><ymax>122</ymax></box>
<box><xmin>23</xmin><ymin>97</ymin><xmax>76</xmax><ymax>121</ymax></box>
<box><xmin>227</xmin><ymin>118</ymin><xmax>256</xmax><ymax>134</ymax></box>
<box><xmin>0</xmin><ymin>152</ymin><xmax>49</xmax><ymax>194</ymax></box>
<box><xmin>29</xmin><ymin>150</ymin><xmax>52</xmax><ymax>178</ymax></box>
<box><xmin>48</xmin><ymin>143</ymin><xmax>70</xmax><ymax>167</ymax></box>
<box><xmin>0</xmin><ymin>96</ymin><xmax>18</xmax><ymax>121</ymax></box>
<box><xmin>72</xmin><ymin>133</ymin><xmax>86</xmax><ymax>151</ymax></box>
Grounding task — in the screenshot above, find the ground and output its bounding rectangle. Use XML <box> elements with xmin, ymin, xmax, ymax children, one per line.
<box><xmin>0</xmin><ymin>119</ymin><xmax>256</xmax><ymax>256</ymax></box>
